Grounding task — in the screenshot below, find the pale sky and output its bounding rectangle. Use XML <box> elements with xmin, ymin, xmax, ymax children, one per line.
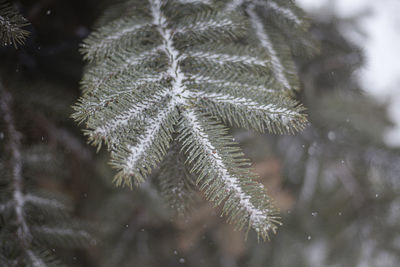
<box><xmin>296</xmin><ymin>0</ymin><xmax>400</xmax><ymax>147</ymax></box>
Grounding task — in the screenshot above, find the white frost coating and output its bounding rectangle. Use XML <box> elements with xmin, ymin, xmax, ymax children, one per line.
<box><xmin>261</xmin><ymin>0</ymin><xmax>301</xmax><ymax>25</ymax></box>
<box><xmin>116</xmin><ymin>46</ymin><xmax>161</xmax><ymax>72</ymax></box>
<box><xmin>89</xmin><ymin>23</ymin><xmax>149</xmax><ymax>51</ymax></box>
<box><xmin>124</xmin><ymin>102</ymin><xmax>175</xmax><ymax>173</ymax></box>
<box><xmin>110</xmin><ymin>46</ymin><xmax>162</xmax><ymax>76</ymax></box>
<box><xmin>192</xmin><ymin>91</ymin><xmax>297</xmax><ymax>116</ymax></box>
<box><xmin>87</xmin><ymin>75</ymin><xmax>164</xmax><ymax>109</ymax></box>
<box><xmin>183</xmin><ymin>110</ymin><xmax>270</xmax><ymax>232</ymax></box>
<box><xmin>122</xmin><ymin>0</ymin><xmax>191</xmax><ymax>174</ymax></box>
<box><xmin>150</xmin><ymin>0</ymin><xmax>187</xmax><ymax>99</ymax></box>
<box><xmin>26</xmin><ymin>250</ymin><xmax>46</xmax><ymax>267</ymax></box>
<box><xmin>225</xmin><ymin>0</ymin><xmax>301</xmax><ymax>25</ymax></box>
<box><xmin>190</xmin><ymin>75</ymin><xmax>276</xmax><ymax>93</ymax></box>
<box><xmin>185</xmin><ymin>51</ymin><xmax>267</xmax><ymax>66</ymax></box>
<box><xmin>89</xmin><ymin>73</ymin><xmax>163</xmax><ymax>93</ymax></box>
<box><xmin>224</xmin><ymin>0</ymin><xmax>245</xmax><ymax>12</ymax></box>
<box><xmin>247</xmin><ymin>5</ymin><xmax>291</xmax><ymax>90</ymax></box>
<box><xmin>176</xmin><ymin>0</ymin><xmax>211</xmax><ymax>4</ymax></box>
<box><xmin>88</xmin><ymin>47</ymin><xmax>162</xmax><ymax>91</ymax></box>
<box><xmin>94</xmin><ymin>88</ymin><xmax>170</xmax><ymax>137</ymax></box>
<box><xmin>175</xmin><ymin>18</ymin><xmax>234</xmax><ymax>34</ymax></box>
<box><xmin>97</xmin><ymin>0</ymin><xmax>190</xmax><ymax>138</ymax></box>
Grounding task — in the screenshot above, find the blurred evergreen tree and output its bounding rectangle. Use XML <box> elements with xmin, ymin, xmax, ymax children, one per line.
<box><xmin>240</xmin><ymin>15</ymin><xmax>400</xmax><ymax>267</ymax></box>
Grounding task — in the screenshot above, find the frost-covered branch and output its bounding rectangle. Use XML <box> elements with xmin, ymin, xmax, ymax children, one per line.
<box><xmin>247</xmin><ymin>4</ymin><xmax>291</xmax><ymax>90</ymax></box>
<box><xmin>75</xmin><ymin>0</ymin><xmax>310</xmax><ymax>239</ymax></box>
<box><xmin>178</xmin><ymin>110</ymin><xmax>280</xmax><ymax>239</ymax></box>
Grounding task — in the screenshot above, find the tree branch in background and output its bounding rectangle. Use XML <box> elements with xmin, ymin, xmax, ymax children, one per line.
<box><xmin>0</xmin><ymin>0</ymin><xmax>30</xmax><ymax>48</ymax></box>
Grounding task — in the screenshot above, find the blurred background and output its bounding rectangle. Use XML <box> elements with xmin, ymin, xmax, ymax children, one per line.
<box><xmin>297</xmin><ymin>0</ymin><xmax>400</xmax><ymax>147</ymax></box>
<box><xmin>1</xmin><ymin>0</ymin><xmax>399</xmax><ymax>266</ymax></box>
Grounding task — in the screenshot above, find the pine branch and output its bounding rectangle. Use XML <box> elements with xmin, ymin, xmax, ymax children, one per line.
<box><xmin>261</xmin><ymin>1</ymin><xmax>303</xmax><ymax>26</ymax></box>
<box><xmin>247</xmin><ymin>5</ymin><xmax>294</xmax><ymax>90</ymax></box>
<box><xmin>0</xmin><ymin>0</ymin><xmax>30</xmax><ymax>48</ymax></box>
<box><xmin>192</xmin><ymin>90</ymin><xmax>306</xmax><ymax>133</ymax></box>
<box><xmin>157</xmin><ymin>144</ymin><xmax>197</xmax><ymax>216</ymax></box>
<box><xmin>224</xmin><ymin>0</ymin><xmax>318</xmax><ymax>90</ymax></box>
<box><xmin>73</xmin><ymin>0</ymin><xmax>309</xmax><ymax>239</ymax></box>
<box><xmin>0</xmin><ymin>82</ymin><xmax>32</xmax><ymax>251</ymax></box>
<box><xmin>178</xmin><ymin>110</ymin><xmax>281</xmax><ymax>240</ymax></box>
<box><xmin>0</xmin><ymin>82</ymin><xmax>92</xmax><ymax>265</ymax></box>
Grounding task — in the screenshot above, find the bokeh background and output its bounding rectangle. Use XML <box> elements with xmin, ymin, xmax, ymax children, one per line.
<box><xmin>298</xmin><ymin>0</ymin><xmax>400</xmax><ymax>147</ymax></box>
